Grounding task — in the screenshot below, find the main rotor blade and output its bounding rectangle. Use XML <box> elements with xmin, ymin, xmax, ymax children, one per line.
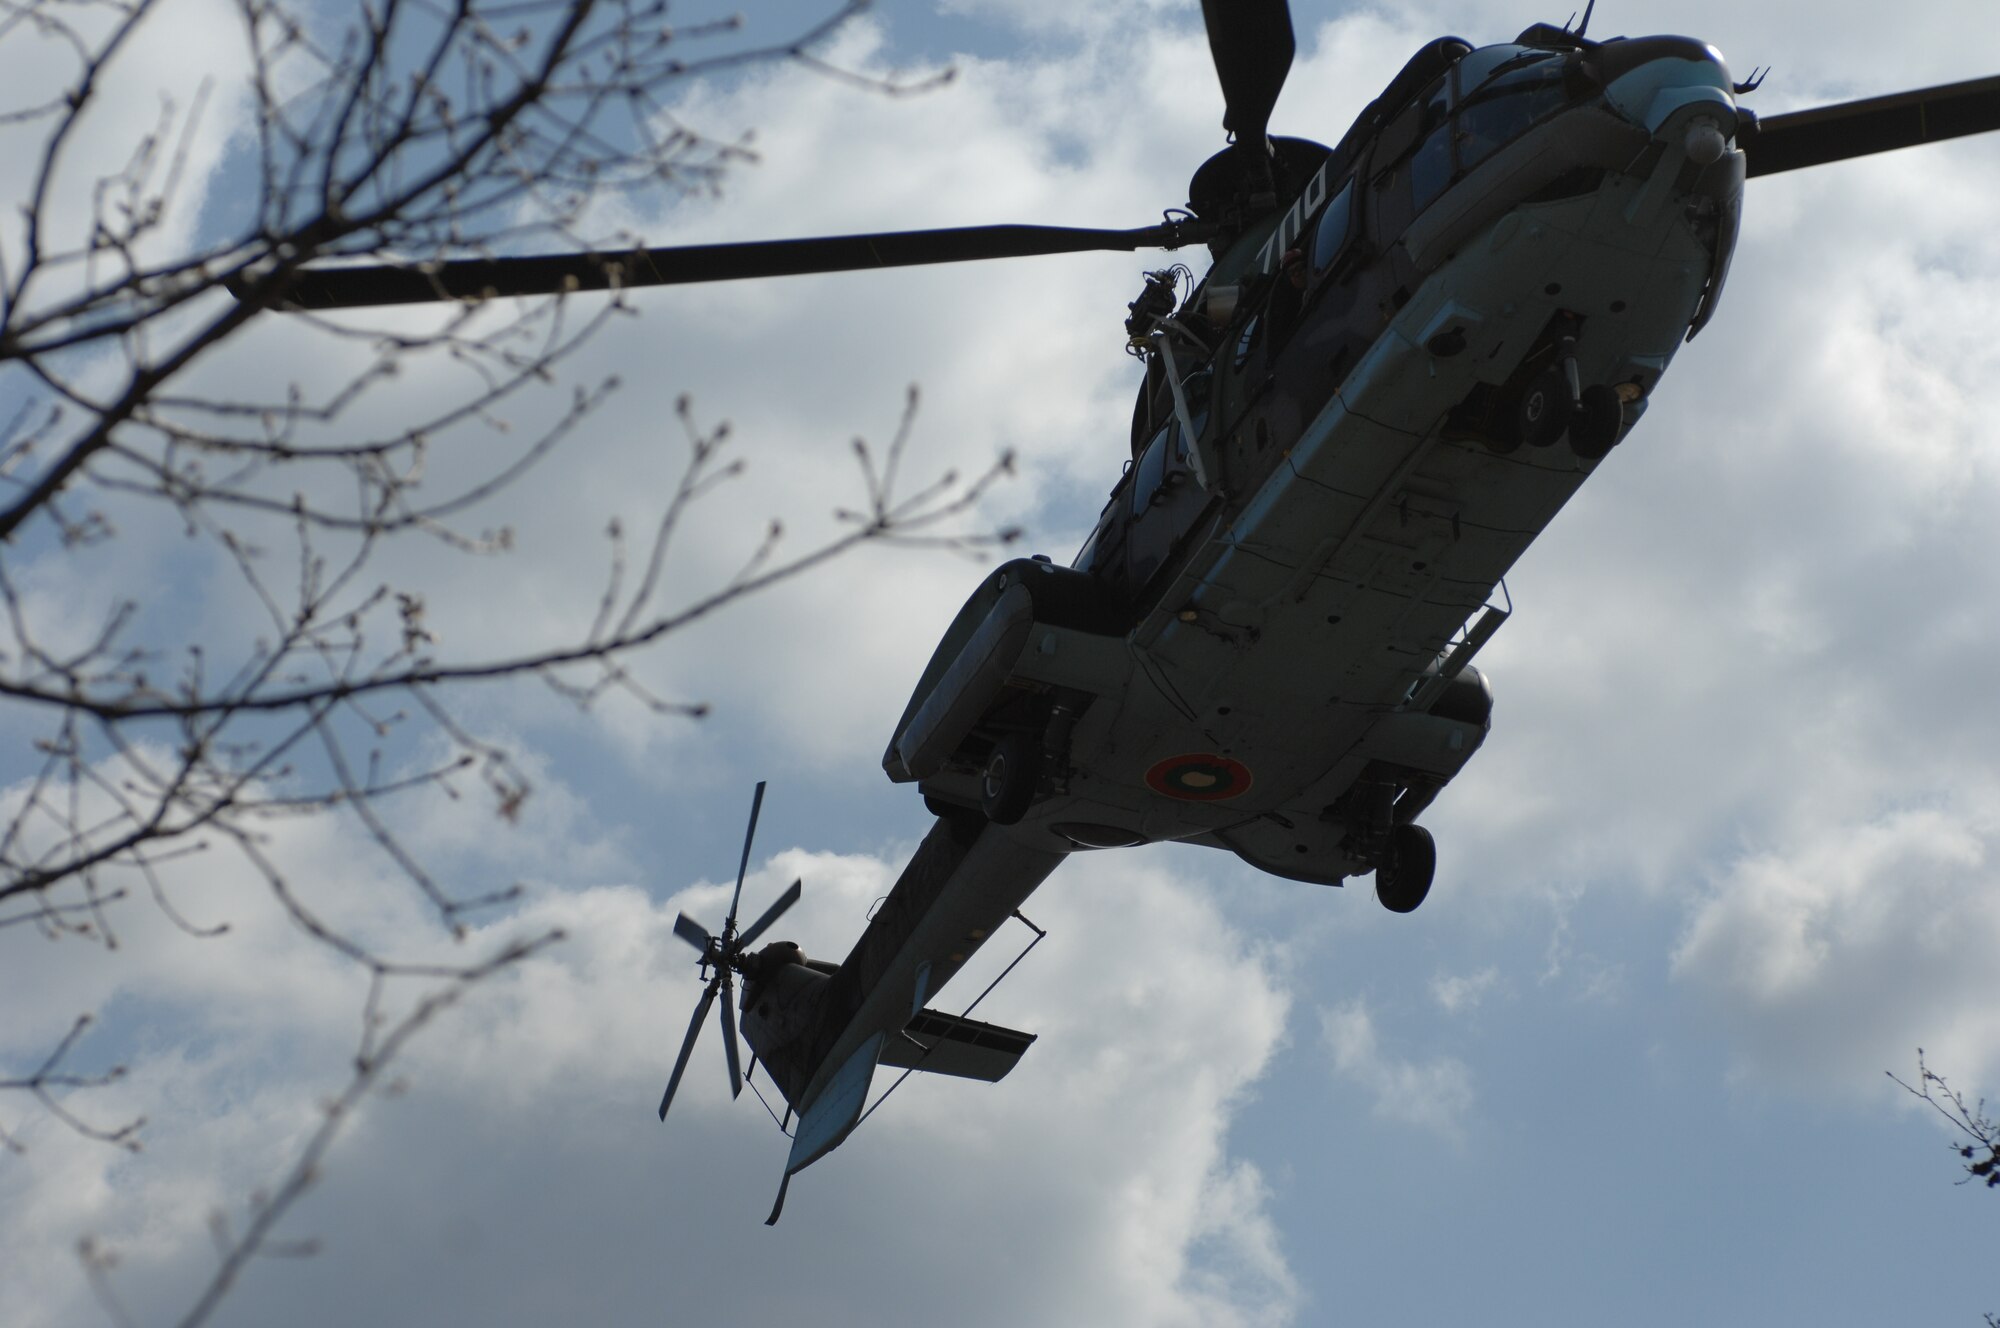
<box><xmin>658</xmin><ymin>977</ymin><xmax>719</xmax><ymax>1121</ymax></box>
<box><xmin>734</xmin><ymin>878</ymin><xmax>802</xmax><ymax>952</ymax></box>
<box><xmin>255</xmin><ymin>221</ymin><xmax>1216</xmax><ymax>310</ymax></box>
<box><xmin>726</xmin><ymin>781</ymin><xmax>767</xmax><ymax>934</ymax></box>
<box><xmin>718</xmin><ymin>970</ymin><xmax>744</xmax><ymax>1100</ymax></box>
<box><xmin>1743</xmin><ymin>73</ymin><xmax>2000</xmax><ymax>177</ymax></box>
<box><xmin>672</xmin><ymin>912</ymin><xmax>712</xmax><ymax>954</ymax></box>
<box><xmin>1200</xmin><ymin>0</ymin><xmax>1296</xmax><ymax>144</ymax></box>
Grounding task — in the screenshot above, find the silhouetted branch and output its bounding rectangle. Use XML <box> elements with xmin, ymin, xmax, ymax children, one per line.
<box><xmin>167</xmin><ymin>930</ymin><xmax>565</xmax><ymax>1328</ymax></box>
<box><xmin>1890</xmin><ymin>1049</ymin><xmax>2000</xmax><ymax>1189</ymax></box>
<box><xmin>0</xmin><ymin>1015</ymin><xmax>141</xmax><ymax>1155</ymax></box>
<box><xmin>0</xmin><ymin>1</ymin><xmax>981</xmax><ymax>1323</ymax></box>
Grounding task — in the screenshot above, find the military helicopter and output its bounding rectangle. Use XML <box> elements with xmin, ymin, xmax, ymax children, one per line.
<box><xmin>251</xmin><ymin>2</ymin><xmax>2000</xmax><ymax>1222</ymax></box>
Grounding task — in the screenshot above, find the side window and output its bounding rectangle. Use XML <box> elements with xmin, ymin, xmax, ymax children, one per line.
<box><xmin>1231</xmin><ymin>315</ymin><xmax>1261</xmax><ymax>371</ymax></box>
<box><xmin>1373</xmin><ymin>98</ymin><xmax>1425</xmax><ymax>168</ymax></box>
<box><xmin>1411</xmin><ymin>120</ymin><xmax>1454</xmax><ymax>211</ymax></box>
<box><xmin>1073</xmin><ymin>510</ymin><xmax>1107</xmax><ymax>570</ymax></box>
<box><xmin>1180</xmin><ymin>415</ymin><xmax>1208</xmax><ymax>460</ymax></box>
<box><xmin>1179</xmin><ymin>368</ymin><xmax>1213</xmax><ymax>444</ymax></box>
<box><xmin>1409</xmin><ymin>86</ymin><xmax>1454</xmax><ymax>212</ymax></box>
<box><xmin>1131</xmin><ymin>427</ymin><xmax>1170</xmax><ymax>516</ymax></box>
<box><xmin>1370</xmin><ymin>73</ymin><xmax>1450</xmax><ymax>243</ymax></box>
<box><xmin>1311</xmin><ymin>179</ymin><xmax>1357</xmax><ymax>273</ymax></box>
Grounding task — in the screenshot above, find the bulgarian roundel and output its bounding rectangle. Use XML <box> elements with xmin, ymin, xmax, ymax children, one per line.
<box><xmin>1144</xmin><ymin>753</ymin><xmax>1253</xmax><ymax>802</ymax></box>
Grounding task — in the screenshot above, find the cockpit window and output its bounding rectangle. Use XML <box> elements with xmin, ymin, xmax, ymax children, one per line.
<box><xmin>1454</xmin><ymin>44</ymin><xmax>1557</xmax><ymax>99</ymax></box>
<box><xmin>1457</xmin><ymin>59</ymin><xmax>1569</xmax><ymax>170</ymax></box>
<box><xmin>1387</xmin><ymin>45</ymin><xmax>1577</xmax><ymax>228</ymax></box>
<box><xmin>1311</xmin><ymin>178</ymin><xmax>1357</xmax><ymax>272</ymax></box>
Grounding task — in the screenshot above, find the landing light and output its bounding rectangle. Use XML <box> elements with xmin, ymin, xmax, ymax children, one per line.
<box><xmin>1053</xmin><ymin>822</ymin><xmax>1150</xmax><ymax>850</ymax></box>
<box><xmin>1686</xmin><ymin>118</ymin><xmax>1729</xmax><ymax>165</ymax></box>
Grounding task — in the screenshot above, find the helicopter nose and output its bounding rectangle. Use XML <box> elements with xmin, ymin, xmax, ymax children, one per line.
<box><xmin>1590</xmin><ymin>35</ymin><xmax>1739</xmax><ymax>139</ymax></box>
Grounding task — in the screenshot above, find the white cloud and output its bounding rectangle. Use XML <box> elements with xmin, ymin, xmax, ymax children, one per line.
<box><xmin>11</xmin><ymin>1</ymin><xmax>2000</xmax><ymax>1321</ymax></box>
<box><xmin>1319</xmin><ymin>1000</ymin><xmax>1474</xmax><ymax>1142</ymax></box>
<box><xmin>1</xmin><ymin>763</ymin><xmax>1297</xmax><ymax>1328</ymax></box>
<box><xmin>1431</xmin><ymin>965</ymin><xmax>1499</xmax><ymax>1014</ymax></box>
<box><xmin>0</xmin><ymin>0</ymin><xmax>252</xmax><ymax>296</ymax></box>
<box><xmin>1672</xmin><ymin>794</ymin><xmax>2000</xmax><ymax>1096</ymax></box>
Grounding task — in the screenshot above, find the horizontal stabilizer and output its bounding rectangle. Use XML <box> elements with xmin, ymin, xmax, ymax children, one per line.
<box><xmin>877</xmin><ymin>1009</ymin><xmax>1036</xmax><ymax>1083</ymax></box>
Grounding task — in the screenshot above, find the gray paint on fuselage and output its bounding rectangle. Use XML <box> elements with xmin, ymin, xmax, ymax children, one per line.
<box><xmin>771</xmin><ymin>44</ymin><xmax>1745</xmax><ymax>1131</ymax></box>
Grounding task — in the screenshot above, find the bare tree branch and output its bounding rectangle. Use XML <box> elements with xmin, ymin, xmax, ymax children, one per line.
<box><xmin>164</xmin><ymin>929</ymin><xmax>566</xmax><ymax>1328</ymax></box>
<box><xmin>1890</xmin><ymin>1050</ymin><xmax>2000</xmax><ymax>1190</ymax></box>
<box><xmin>0</xmin><ymin>1014</ymin><xmax>142</xmax><ymax>1155</ymax></box>
<box><xmin>0</xmin><ymin>2</ymin><xmax>986</xmax><ymax>1322</ymax></box>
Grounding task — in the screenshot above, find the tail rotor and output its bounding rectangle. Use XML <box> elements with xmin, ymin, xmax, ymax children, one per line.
<box><xmin>658</xmin><ymin>781</ymin><xmax>802</xmax><ymax>1121</ymax></box>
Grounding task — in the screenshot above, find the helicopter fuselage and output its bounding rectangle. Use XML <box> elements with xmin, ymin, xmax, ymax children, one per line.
<box><xmin>751</xmin><ymin>32</ymin><xmax>1750</xmax><ymax>1179</ymax></box>
<box><xmin>892</xmin><ymin>36</ymin><xmax>1740</xmax><ymax>878</ymax></box>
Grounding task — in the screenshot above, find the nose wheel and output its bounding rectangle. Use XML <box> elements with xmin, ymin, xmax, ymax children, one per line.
<box><xmin>1374</xmin><ymin>823</ymin><xmax>1436</xmax><ymax>913</ymax></box>
<box><xmin>1512</xmin><ymin>366</ymin><xmax>1573</xmax><ymax>448</ymax></box>
<box><xmin>1511</xmin><ymin>372</ymin><xmax>1627</xmax><ymax>460</ymax></box>
<box><xmin>1569</xmin><ymin>384</ymin><xmax>1625</xmax><ymax>459</ymax></box>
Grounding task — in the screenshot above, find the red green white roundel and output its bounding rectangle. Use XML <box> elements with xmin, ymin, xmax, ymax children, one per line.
<box><xmin>1144</xmin><ymin>753</ymin><xmax>1253</xmax><ymax>801</ymax></box>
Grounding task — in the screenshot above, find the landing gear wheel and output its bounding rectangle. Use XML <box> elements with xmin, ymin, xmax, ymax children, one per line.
<box><xmin>1570</xmin><ymin>384</ymin><xmax>1624</xmax><ymax>460</ymax></box>
<box><xmin>1513</xmin><ymin>366</ymin><xmax>1572</xmax><ymax>448</ymax></box>
<box><xmin>1374</xmin><ymin>824</ymin><xmax>1436</xmax><ymax>913</ymax></box>
<box><xmin>980</xmin><ymin>733</ymin><xmax>1040</xmax><ymax>825</ymax></box>
<box><xmin>925</xmin><ymin>794</ymin><xmax>987</xmax><ymax>844</ymax></box>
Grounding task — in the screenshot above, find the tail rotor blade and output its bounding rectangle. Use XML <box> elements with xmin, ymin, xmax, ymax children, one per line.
<box><xmin>718</xmin><ymin>970</ymin><xmax>744</xmax><ymax>1099</ymax></box>
<box><xmin>735</xmin><ymin>878</ymin><xmax>802</xmax><ymax>952</ymax></box>
<box><xmin>672</xmin><ymin>913</ymin><xmax>713</xmax><ymax>954</ymax></box>
<box><xmin>658</xmin><ymin>977</ymin><xmax>720</xmax><ymax>1120</ymax></box>
<box><xmin>726</xmin><ymin>781</ymin><xmax>767</xmax><ymax>931</ymax></box>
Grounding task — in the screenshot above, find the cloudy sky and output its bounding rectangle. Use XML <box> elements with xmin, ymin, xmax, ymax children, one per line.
<box><xmin>4</xmin><ymin>1</ymin><xmax>2000</xmax><ymax>1324</ymax></box>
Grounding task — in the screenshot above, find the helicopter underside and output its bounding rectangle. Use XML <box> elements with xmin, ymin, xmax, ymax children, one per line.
<box><xmin>762</xmin><ymin>139</ymin><xmax>1755</xmax><ymax>1198</ymax></box>
<box><xmin>918</xmin><ymin>129</ymin><xmax>1740</xmax><ymax>885</ymax></box>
